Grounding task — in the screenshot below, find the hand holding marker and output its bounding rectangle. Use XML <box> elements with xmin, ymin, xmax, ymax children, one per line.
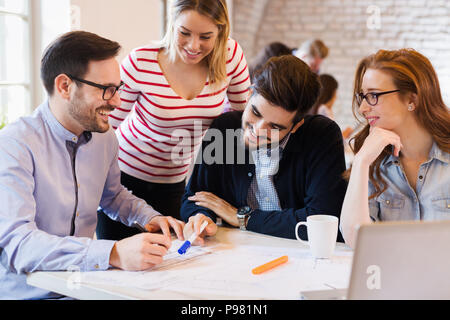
<box><xmin>135</xmin><ymin>219</ymin><xmax>287</xmax><ymax>271</ymax></box>
<box><xmin>178</xmin><ymin>220</ymin><xmax>208</xmax><ymax>255</ymax></box>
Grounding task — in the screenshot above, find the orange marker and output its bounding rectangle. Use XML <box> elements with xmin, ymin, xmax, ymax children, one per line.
<box><xmin>252</xmin><ymin>255</ymin><xmax>288</xmax><ymax>274</ymax></box>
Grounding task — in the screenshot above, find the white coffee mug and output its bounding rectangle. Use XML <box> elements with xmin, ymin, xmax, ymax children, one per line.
<box><xmin>295</xmin><ymin>215</ymin><xmax>338</xmax><ymax>259</ymax></box>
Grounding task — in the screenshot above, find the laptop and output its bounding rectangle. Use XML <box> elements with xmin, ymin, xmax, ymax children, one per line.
<box><xmin>301</xmin><ymin>220</ymin><xmax>450</xmax><ymax>300</ymax></box>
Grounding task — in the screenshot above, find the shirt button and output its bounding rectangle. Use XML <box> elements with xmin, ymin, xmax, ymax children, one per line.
<box><xmin>447</xmin><ymin>204</ymin><xmax>450</xmax><ymax>209</ymax></box>
<box><xmin>419</xmin><ymin>175</ymin><xmax>423</xmax><ymax>180</ymax></box>
<box><xmin>248</xmin><ymin>172</ymin><xmax>252</xmax><ymax>177</ymax></box>
<box><xmin>94</xmin><ymin>264</ymin><xmax>100</xmax><ymax>269</ymax></box>
<box><xmin>265</xmin><ymin>197</ymin><xmax>270</xmax><ymax>202</ymax></box>
<box><xmin>72</xmin><ymin>137</ymin><xmax>77</xmax><ymax>142</ymax></box>
<box><xmin>76</xmin><ymin>212</ymin><xmax>80</xmax><ymax>217</ymax></box>
<box><xmin>386</xmin><ymin>200</ymin><xmax>390</xmax><ymax>205</ymax></box>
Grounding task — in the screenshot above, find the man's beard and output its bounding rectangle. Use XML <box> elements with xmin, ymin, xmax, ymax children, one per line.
<box><xmin>68</xmin><ymin>94</ymin><xmax>112</xmax><ymax>133</ymax></box>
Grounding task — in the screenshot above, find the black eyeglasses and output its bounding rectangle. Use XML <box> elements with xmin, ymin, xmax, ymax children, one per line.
<box><xmin>355</xmin><ymin>89</ymin><xmax>400</xmax><ymax>106</ymax></box>
<box><xmin>67</xmin><ymin>74</ymin><xmax>124</xmax><ymax>101</ymax></box>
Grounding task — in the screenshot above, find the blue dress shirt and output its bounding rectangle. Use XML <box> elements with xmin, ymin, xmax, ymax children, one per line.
<box><xmin>0</xmin><ymin>101</ymin><xmax>160</xmax><ymax>299</ymax></box>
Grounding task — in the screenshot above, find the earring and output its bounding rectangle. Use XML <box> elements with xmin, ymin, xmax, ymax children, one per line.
<box><xmin>408</xmin><ymin>104</ymin><xmax>414</xmax><ymax>111</ymax></box>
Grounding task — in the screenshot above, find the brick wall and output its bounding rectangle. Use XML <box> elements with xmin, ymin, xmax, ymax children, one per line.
<box><xmin>231</xmin><ymin>0</ymin><xmax>450</xmax><ymax>131</ymax></box>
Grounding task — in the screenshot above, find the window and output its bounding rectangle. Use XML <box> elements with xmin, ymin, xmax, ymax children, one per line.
<box><xmin>0</xmin><ymin>0</ymin><xmax>31</xmax><ymax>124</ymax></box>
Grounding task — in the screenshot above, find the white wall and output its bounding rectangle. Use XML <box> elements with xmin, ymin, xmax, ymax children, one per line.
<box><xmin>70</xmin><ymin>0</ymin><xmax>162</xmax><ymax>62</ymax></box>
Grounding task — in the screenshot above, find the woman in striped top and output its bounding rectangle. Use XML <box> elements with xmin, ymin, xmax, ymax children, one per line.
<box><xmin>96</xmin><ymin>0</ymin><xmax>251</xmax><ymax>240</ymax></box>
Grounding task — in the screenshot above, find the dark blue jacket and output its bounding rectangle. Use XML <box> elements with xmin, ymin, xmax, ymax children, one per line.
<box><xmin>181</xmin><ymin>111</ymin><xmax>347</xmax><ymax>241</ymax></box>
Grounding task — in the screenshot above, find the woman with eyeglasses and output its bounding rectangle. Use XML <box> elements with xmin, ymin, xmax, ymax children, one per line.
<box><xmin>340</xmin><ymin>48</ymin><xmax>450</xmax><ymax>248</ymax></box>
<box><xmin>96</xmin><ymin>0</ymin><xmax>251</xmax><ymax>240</ymax></box>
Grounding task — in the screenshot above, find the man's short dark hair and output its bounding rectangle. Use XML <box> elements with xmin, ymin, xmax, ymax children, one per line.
<box><xmin>41</xmin><ymin>31</ymin><xmax>121</xmax><ymax>95</ymax></box>
<box><xmin>252</xmin><ymin>55</ymin><xmax>321</xmax><ymax>123</ymax></box>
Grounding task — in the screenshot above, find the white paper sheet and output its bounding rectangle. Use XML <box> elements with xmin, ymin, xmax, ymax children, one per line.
<box><xmin>80</xmin><ymin>240</ymin><xmax>212</xmax><ymax>289</ymax></box>
<box><xmin>78</xmin><ymin>241</ymin><xmax>353</xmax><ymax>299</ymax></box>
<box><xmin>166</xmin><ymin>245</ymin><xmax>352</xmax><ymax>299</ymax></box>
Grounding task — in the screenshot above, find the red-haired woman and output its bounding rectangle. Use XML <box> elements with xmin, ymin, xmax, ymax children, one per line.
<box><xmin>340</xmin><ymin>49</ymin><xmax>450</xmax><ymax>248</ymax></box>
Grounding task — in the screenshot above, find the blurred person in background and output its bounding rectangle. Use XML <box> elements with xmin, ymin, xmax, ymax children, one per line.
<box><xmin>311</xmin><ymin>74</ymin><xmax>353</xmax><ymax>139</ymax></box>
<box><xmin>293</xmin><ymin>39</ymin><xmax>329</xmax><ymax>74</ymax></box>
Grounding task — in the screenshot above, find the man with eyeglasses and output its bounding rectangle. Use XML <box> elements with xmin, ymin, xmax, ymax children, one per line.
<box><xmin>0</xmin><ymin>31</ymin><xmax>185</xmax><ymax>299</ymax></box>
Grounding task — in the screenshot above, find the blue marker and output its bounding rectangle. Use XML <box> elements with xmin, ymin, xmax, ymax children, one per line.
<box><xmin>178</xmin><ymin>220</ymin><xmax>208</xmax><ymax>255</ymax></box>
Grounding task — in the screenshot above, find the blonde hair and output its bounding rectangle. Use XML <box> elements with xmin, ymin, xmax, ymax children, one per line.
<box><xmin>298</xmin><ymin>39</ymin><xmax>329</xmax><ymax>59</ymax></box>
<box><xmin>161</xmin><ymin>0</ymin><xmax>230</xmax><ymax>85</ymax></box>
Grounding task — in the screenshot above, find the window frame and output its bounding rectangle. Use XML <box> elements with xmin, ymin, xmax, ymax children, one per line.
<box><xmin>0</xmin><ymin>0</ymin><xmax>41</xmax><ymax>123</ymax></box>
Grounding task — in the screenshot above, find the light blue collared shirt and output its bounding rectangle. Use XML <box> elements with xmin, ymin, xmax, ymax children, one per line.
<box><xmin>0</xmin><ymin>101</ymin><xmax>161</xmax><ymax>299</ymax></box>
<box><xmin>247</xmin><ymin>133</ymin><xmax>291</xmax><ymax>211</ymax></box>
<box><xmin>369</xmin><ymin>142</ymin><xmax>450</xmax><ymax>221</ymax></box>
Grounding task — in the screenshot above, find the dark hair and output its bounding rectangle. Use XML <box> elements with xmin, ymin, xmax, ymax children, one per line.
<box><xmin>311</xmin><ymin>74</ymin><xmax>338</xmax><ymax>115</ymax></box>
<box><xmin>252</xmin><ymin>55</ymin><xmax>321</xmax><ymax>123</ymax></box>
<box><xmin>41</xmin><ymin>31</ymin><xmax>121</xmax><ymax>95</ymax></box>
<box><xmin>249</xmin><ymin>42</ymin><xmax>293</xmax><ymax>81</ymax></box>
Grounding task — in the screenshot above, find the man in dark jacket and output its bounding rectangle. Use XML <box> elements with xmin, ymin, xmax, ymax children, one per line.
<box><xmin>180</xmin><ymin>55</ymin><xmax>347</xmax><ymax>243</ymax></box>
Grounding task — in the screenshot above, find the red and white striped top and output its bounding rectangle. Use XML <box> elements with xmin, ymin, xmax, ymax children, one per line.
<box><xmin>109</xmin><ymin>38</ymin><xmax>251</xmax><ymax>183</ymax></box>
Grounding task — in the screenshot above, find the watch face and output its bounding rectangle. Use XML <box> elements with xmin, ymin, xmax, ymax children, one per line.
<box><xmin>238</xmin><ymin>206</ymin><xmax>251</xmax><ymax>216</ymax></box>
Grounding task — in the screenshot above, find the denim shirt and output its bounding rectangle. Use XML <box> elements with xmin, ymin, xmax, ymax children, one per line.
<box><xmin>0</xmin><ymin>101</ymin><xmax>160</xmax><ymax>299</ymax></box>
<box><xmin>369</xmin><ymin>142</ymin><xmax>450</xmax><ymax>222</ymax></box>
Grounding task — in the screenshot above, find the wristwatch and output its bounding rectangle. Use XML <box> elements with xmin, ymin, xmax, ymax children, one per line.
<box><xmin>237</xmin><ymin>206</ymin><xmax>253</xmax><ymax>231</ymax></box>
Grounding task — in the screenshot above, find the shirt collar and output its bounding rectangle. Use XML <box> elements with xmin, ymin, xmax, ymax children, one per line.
<box><xmin>279</xmin><ymin>131</ymin><xmax>291</xmax><ymax>150</ymax></box>
<box><xmin>252</xmin><ymin>131</ymin><xmax>291</xmax><ymax>158</ymax></box>
<box><xmin>41</xmin><ymin>100</ymin><xmax>92</xmax><ymax>144</ymax></box>
<box><xmin>428</xmin><ymin>141</ymin><xmax>449</xmax><ymax>164</ymax></box>
<box><xmin>381</xmin><ymin>146</ymin><xmax>397</xmax><ymax>166</ymax></box>
<box><xmin>382</xmin><ymin>141</ymin><xmax>449</xmax><ymax>167</ymax></box>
